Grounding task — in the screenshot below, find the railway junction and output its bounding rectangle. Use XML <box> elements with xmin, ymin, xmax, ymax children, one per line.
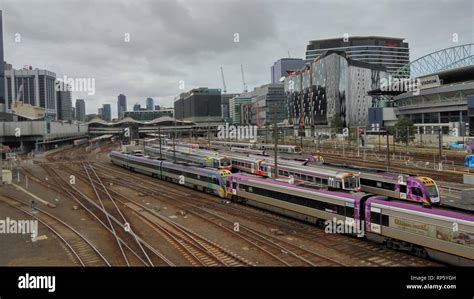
<box><xmin>0</xmin><ymin>135</ymin><xmax>472</xmax><ymax>267</ymax></box>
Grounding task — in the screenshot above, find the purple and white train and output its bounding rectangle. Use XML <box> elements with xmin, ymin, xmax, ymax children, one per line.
<box><xmin>225</xmin><ymin>173</ymin><xmax>474</xmax><ymax>266</ymax></box>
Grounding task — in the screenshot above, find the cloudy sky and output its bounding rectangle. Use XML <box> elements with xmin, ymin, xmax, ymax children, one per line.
<box><xmin>1</xmin><ymin>0</ymin><xmax>473</xmax><ymax>117</ymax></box>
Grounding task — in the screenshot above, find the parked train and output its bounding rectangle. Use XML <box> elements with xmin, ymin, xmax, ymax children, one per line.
<box><xmin>358</xmin><ymin>172</ymin><xmax>440</xmax><ymax>206</ymax></box>
<box><xmin>227</xmin><ymin>154</ymin><xmax>360</xmax><ymax>192</ymax></box>
<box><xmin>226</xmin><ymin>173</ymin><xmax>474</xmax><ymax>266</ymax></box>
<box><xmin>109</xmin><ymin>151</ymin><xmax>473</xmax><ymax>265</ymax></box>
<box><xmin>144</xmin><ymin>146</ymin><xmax>232</xmax><ymax>170</ymax></box>
<box><xmin>210</xmin><ymin>141</ymin><xmax>302</xmax><ymax>154</ymax></box>
<box><xmin>302</xmin><ymin>160</ymin><xmax>441</xmax><ymax>206</ymax></box>
<box><xmin>109</xmin><ymin>151</ymin><xmax>231</xmax><ymax>198</ymax></box>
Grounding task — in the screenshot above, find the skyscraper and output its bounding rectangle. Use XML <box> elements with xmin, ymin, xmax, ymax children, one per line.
<box><xmin>56</xmin><ymin>82</ymin><xmax>73</xmax><ymax>120</ymax></box>
<box><xmin>0</xmin><ymin>11</ymin><xmax>5</xmax><ymax>110</ymax></box>
<box><xmin>133</xmin><ymin>103</ymin><xmax>141</xmax><ymax>111</ymax></box>
<box><xmin>75</xmin><ymin>99</ymin><xmax>86</xmax><ymax>122</ymax></box>
<box><xmin>146</xmin><ymin>97</ymin><xmax>154</xmax><ymax>111</ymax></box>
<box><xmin>102</xmin><ymin>104</ymin><xmax>111</xmax><ymax>121</ymax></box>
<box><xmin>5</xmin><ymin>67</ymin><xmax>57</xmax><ymax>118</ymax></box>
<box><xmin>117</xmin><ymin>94</ymin><xmax>127</xmax><ymax>119</ymax></box>
<box><xmin>305</xmin><ymin>36</ymin><xmax>409</xmax><ymax>76</ymax></box>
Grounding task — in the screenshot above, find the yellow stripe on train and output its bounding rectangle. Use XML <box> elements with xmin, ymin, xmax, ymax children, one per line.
<box><xmin>417</xmin><ymin>176</ymin><xmax>436</xmax><ymax>186</ymax></box>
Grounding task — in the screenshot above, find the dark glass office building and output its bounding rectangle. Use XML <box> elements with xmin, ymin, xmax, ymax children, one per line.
<box><xmin>306</xmin><ymin>36</ymin><xmax>409</xmax><ymax>76</ymax></box>
<box><xmin>174</xmin><ymin>88</ymin><xmax>222</xmax><ymax>123</ymax></box>
<box><xmin>285</xmin><ymin>51</ymin><xmax>387</xmax><ymax>135</ymax></box>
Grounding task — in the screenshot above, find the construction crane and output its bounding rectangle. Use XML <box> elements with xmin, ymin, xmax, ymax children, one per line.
<box><xmin>240</xmin><ymin>64</ymin><xmax>248</xmax><ymax>92</ymax></box>
<box><xmin>220</xmin><ymin>66</ymin><xmax>227</xmax><ymax>94</ymax></box>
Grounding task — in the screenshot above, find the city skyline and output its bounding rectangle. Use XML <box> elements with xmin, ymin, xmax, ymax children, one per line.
<box><xmin>1</xmin><ymin>0</ymin><xmax>473</xmax><ymax>117</ymax></box>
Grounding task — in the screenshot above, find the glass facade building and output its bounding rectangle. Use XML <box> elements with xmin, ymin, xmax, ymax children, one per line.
<box><xmin>102</xmin><ymin>104</ymin><xmax>111</xmax><ymax>122</ymax></box>
<box><xmin>56</xmin><ymin>82</ymin><xmax>73</xmax><ymax>121</ymax></box>
<box><xmin>146</xmin><ymin>97</ymin><xmax>154</xmax><ymax>111</ymax></box>
<box><xmin>285</xmin><ymin>51</ymin><xmax>387</xmax><ymax>134</ymax></box>
<box><xmin>229</xmin><ymin>94</ymin><xmax>252</xmax><ymax>125</ymax></box>
<box><xmin>306</xmin><ymin>36</ymin><xmax>409</xmax><ymax>76</ymax></box>
<box><xmin>117</xmin><ymin>94</ymin><xmax>127</xmax><ymax>119</ymax></box>
<box><xmin>248</xmin><ymin>84</ymin><xmax>286</xmax><ymax>127</ymax></box>
<box><xmin>5</xmin><ymin>68</ymin><xmax>57</xmax><ymax>118</ymax></box>
<box><xmin>75</xmin><ymin>99</ymin><xmax>86</xmax><ymax>122</ymax></box>
<box><xmin>174</xmin><ymin>88</ymin><xmax>222</xmax><ymax>123</ymax></box>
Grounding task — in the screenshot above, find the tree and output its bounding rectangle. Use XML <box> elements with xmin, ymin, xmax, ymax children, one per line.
<box><xmin>331</xmin><ymin>114</ymin><xmax>344</xmax><ymax>134</ymax></box>
<box><xmin>394</xmin><ymin>117</ymin><xmax>415</xmax><ymax>146</ymax></box>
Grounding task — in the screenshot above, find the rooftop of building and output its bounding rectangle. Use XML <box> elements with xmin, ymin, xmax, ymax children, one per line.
<box><xmin>308</xmin><ymin>36</ymin><xmax>406</xmax><ymax>44</ymax></box>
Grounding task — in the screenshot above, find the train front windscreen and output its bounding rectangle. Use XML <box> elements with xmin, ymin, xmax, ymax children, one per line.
<box><xmin>343</xmin><ymin>176</ymin><xmax>360</xmax><ymax>191</ymax></box>
<box><xmin>426</xmin><ymin>184</ymin><xmax>440</xmax><ymax>202</ymax></box>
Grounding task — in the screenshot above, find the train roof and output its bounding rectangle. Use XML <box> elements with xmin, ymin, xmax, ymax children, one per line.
<box><xmin>367</xmin><ymin>197</ymin><xmax>474</xmax><ymax>222</ymax></box>
<box><xmin>228</xmin><ymin>173</ymin><xmax>360</xmax><ymax>201</ymax></box>
<box><xmin>111</xmin><ymin>151</ymin><xmax>222</xmax><ymax>175</ymax></box>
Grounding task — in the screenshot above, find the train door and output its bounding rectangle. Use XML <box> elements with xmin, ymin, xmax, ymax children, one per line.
<box><xmin>356</xmin><ymin>195</ymin><xmax>372</xmax><ymax>238</ymax></box>
<box><xmin>398</xmin><ymin>175</ymin><xmax>407</xmax><ymax>199</ymax></box>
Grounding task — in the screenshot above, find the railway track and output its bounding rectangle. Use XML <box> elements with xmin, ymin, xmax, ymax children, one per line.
<box><xmin>0</xmin><ymin>195</ymin><xmax>111</xmax><ymax>267</ymax></box>
<box><xmin>93</xmin><ymin>161</ymin><xmax>441</xmax><ymax>267</ymax></box>
<box><xmin>93</xmin><ymin>163</ymin><xmax>344</xmax><ymax>266</ymax></box>
<box><xmin>38</xmin><ymin>163</ymin><xmax>174</xmax><ymax>266</ymax></box>
<box><xmin>44</xmin><ymin>161</ymin><xmax>252</xmax><ymax>266</ymax></box>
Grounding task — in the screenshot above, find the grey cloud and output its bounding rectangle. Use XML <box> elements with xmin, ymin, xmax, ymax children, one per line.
<box><xmin>1</xmin><ymin>0</ymin><xmax>472</xmax><ymax>116</ymax></box>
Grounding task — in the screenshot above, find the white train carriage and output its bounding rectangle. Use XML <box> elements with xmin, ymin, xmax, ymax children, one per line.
<box><xmin>109</xmin><ymin>151</ymin><xmax>230</xmax><ymax>198</ymax></box>
<box><xmin>365</xmin><ymin>198</ymin><xmax>474</xmax><ymax>266</ymax></box>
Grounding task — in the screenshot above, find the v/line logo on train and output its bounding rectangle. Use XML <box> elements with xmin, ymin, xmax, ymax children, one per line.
<box><xmin>110</xmin><ymin>151</ymin><xmax>474</xmax><ymax>266</ymax></box>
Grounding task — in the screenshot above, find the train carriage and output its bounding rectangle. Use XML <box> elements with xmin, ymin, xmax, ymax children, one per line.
<box><xmin>110</xmin><ymin>151</ymin><xmax>230</xmax><ymax>198</ymax></box>
<box><xmin>227</xmin><ymin>154</ymin><xmax>360</xmax><ymax>192</ymax></box>
<box><xmin>145</xmin><ymin>146</ymin><xmax>231</xmax><ymax>170</ymax></box>
<box><xmin>365</xmin><ymin>198</ymin><xmax>474</xmax><ymax>266</ymax></box>
<box><xmin>226</xmin><ymin>173</ymin><xmax>363</xmax><ymax>230</ymax></box>
<box><xmin>359</xmin><ymin>172</ymin><xmax>440</xmax><ymax>205</ymax></box>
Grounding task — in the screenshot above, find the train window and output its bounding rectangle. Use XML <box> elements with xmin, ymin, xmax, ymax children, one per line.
<box><xmin>232</xmin><ymin>182</ymin><xmax>237</xmax><ymax>189</ymax></box>
<box><xmin>284</xmin><ymin>171</ymin><xmax>289</xmax><ymax>176</ymax></box>
<box><xmin>301</xmin><ymin>175</ymin><xmax>307</xmax><ymax>181</ymax></box>
<box><xmin>360</xmin><ymin>178</ymin><xmax>378</xmax><ymax>187</ymax></box>
<box><xmin>381</xmin><ymin>215</ymin><xmax>389</xmax><ymax>226</ymax></box>
<box><xmin>399</xmin><ymin>185</ymin><xmax>407</xmax><ymax>193</ymax></box>
<box><xmin>370</xmin><ymin>212</ymin><xmax>381</xmax><ymax>225</ymax></box>
<box><xmin>248</xmin><ymin>186</ymin><xmax>253</xmax><ymax>192</ymax></box>
<box><xmin>382</xmin><ymin>182</ymin><xmax>395</xmax><ymax>190</ymax></box>
<box><xmin>345</xmin><ymin>207</ymin><xmax>354</xmax><ymax>218</ymax></box>
<box><xmin>411</xmin><ymin>187</ymin><xmax>423</xmax><ymax>197</ymax></box>
<box><xmin>212</xmin><ymin>178</ymin><xmax>219</xmax><ymax>185</ymax></box>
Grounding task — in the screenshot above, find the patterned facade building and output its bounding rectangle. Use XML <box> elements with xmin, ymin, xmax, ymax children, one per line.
<box><xmin>285</xmin><ymin>51</ymin><xmax>387</xmax><ymax>135</ymax></box>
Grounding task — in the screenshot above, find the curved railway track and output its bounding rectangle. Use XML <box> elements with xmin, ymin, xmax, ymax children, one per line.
<box><xmin>0</xmin><ymin>195</ymin><xmax>111</xmax><ymax>267</ymax></box>
<box><xmin>39</xmin><ymin>161</ymin><xmax>253</xmax><ymax>266</ymax></box>
<box><xmin>37</xmin><ymin>163</ymin><xmax>174</xmax><ymax>266</ymax></box>
<box><xmin>93</xmin><ymin>162</ymin><xmax>441</xmax><ymax>267</ymax></box>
